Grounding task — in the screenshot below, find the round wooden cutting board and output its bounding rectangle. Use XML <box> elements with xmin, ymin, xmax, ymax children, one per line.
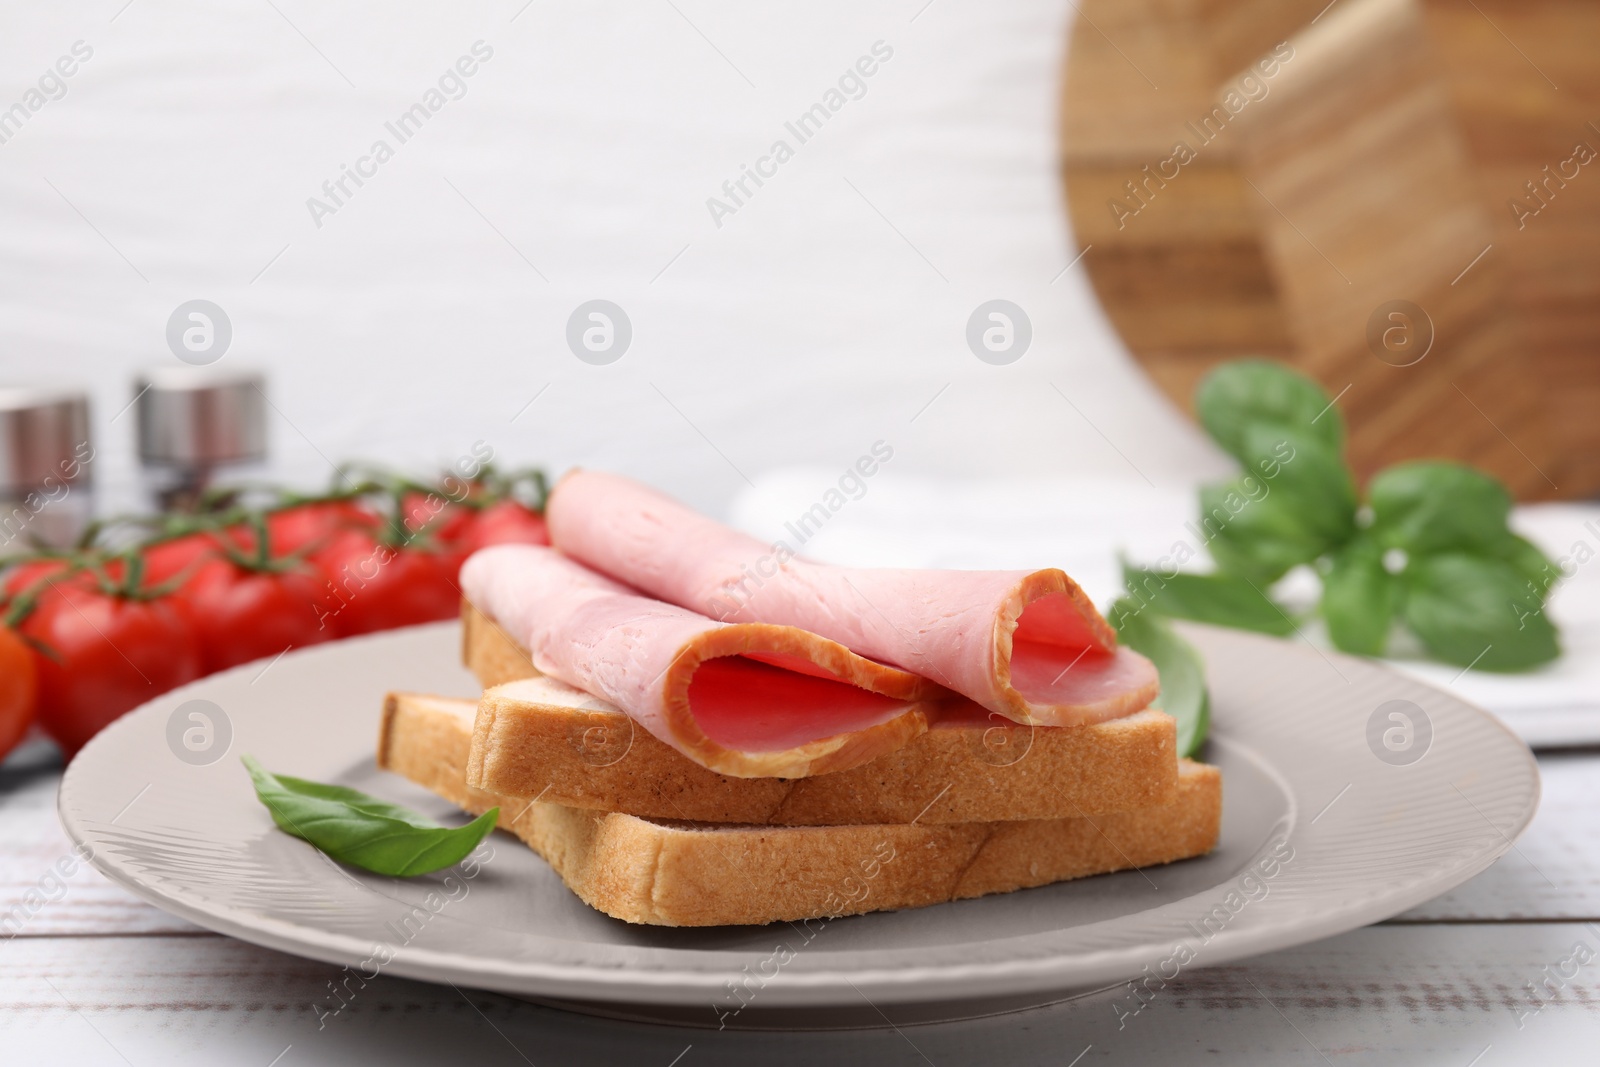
<box><xmin>1060</xmin><ymin>0</ymin><xmax>1600</xmax><ymax>500</ymax></box>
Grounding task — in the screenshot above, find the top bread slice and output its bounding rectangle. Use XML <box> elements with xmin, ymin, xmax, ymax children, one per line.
<box><xmin>457</xmin><ymin>601</ymin><xmax>1182</xmax><ymax>824</ymax></box>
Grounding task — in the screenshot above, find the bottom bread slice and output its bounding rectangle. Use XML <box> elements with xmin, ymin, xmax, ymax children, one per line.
<box><xmin>379</xmin><ymin>691</ymin><xmax>1222</xmax><ymax>927</ymax></box>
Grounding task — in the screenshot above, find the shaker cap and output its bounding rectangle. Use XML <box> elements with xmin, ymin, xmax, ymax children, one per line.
<box><xmin>135</xmin><ymin>366</ymin><xmax>266</xmax><ymax>467</ymax></box>
<box><xmin>0</xmin><ymin>386</ymin><xmax>92</xmax><ymax>493</ymax></box>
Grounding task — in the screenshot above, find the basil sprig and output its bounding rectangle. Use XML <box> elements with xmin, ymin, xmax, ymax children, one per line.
<box><xmin>1126</xmin><ymin>360</ymin><xmax>1560</xmax><ymax>673</ymax></box>
<box><xmin>243</xmin><ymin>756</ymin><xmax>497</xmax><ymax>876</ymax></box>
<box><xmin>1122</xmin><ymin>566</ymin><xmax>1293</xmax><ymax>636</ymax></box>
<box><xmin>1110</xmin><ymin>598</ymin><xmax>1210</xmax><ymax>758</ymax></box>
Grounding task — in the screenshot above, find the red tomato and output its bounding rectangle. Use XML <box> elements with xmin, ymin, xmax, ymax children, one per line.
<box><xmin>142</xmin><ymin>519</ymin><xmax>341</xmax><ymax>671</ymax></box>
<box><xmin>3</xmin><ymin>558</ymin><xmax>76</xmax><ymax>598</ymax></box>
<box><xmin>140</xmin><ymin>532</ymin><xmax>227</xmax><ymax>589</ymax></box>
<box><xmin>22</xmin><ymin>585</ymin><xmax>202</xmax><ymax>756</ymax></box>
<box><xmin>267</xmin><ymin>501</ymin><xmax>381</xmax><ymax>556</ymax></box>
<box><xmin>172</xmin><ymin>558</ymin><xmax>334</xmax><ymax>672</ymax></box>
<box><xmin>400</xmin><ymin>490</ymin><xmax>474</xmax><ymax>544</ymax></box>
<box><xmin>0</xmin><ymin>625</ymin><xmax>37</xmax><ymax>763</ymax></box>
<box><xmin>311</xmin><ymin>531</ymin><xmax>459</xmax><ymax>636</ymax></box>
<box><xmin>455</xmin><ymin>501</ymin><xmax>549</xmax><ymax>554</ymax></box>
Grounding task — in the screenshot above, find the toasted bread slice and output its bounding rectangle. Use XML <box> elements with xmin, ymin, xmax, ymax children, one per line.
<box><xmin>460</xmin><ymin>678</ymin><xmax>1179</xmax><ymax>824</ymax></box>
<box><xmin>379</xmin><ymin>692</ymin><xmax>1222</xmax><ymax>927</ymax></box>
<box><xmin>462</xmin><ymin>600</ymin><xmax>538</xmax><ymax>688</ymax></box>
<box><xmin>457</xmin><ymin>601</ymin><xmax>1182</xmax><ymax>822</ymax></box>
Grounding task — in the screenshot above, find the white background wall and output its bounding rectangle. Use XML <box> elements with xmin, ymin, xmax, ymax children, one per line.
<box><xmin>0</xmin><ymin>0</ymin><xmax>1227</xmax><ymax>518</ymax></box>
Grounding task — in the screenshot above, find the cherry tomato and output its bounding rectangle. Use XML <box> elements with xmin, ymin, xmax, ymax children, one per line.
<box><xmin>140</xmin><ymin>531</ymin><xmax>227</xmax><ymax>588</ymax></box>
<box><xmin>22</xmin><ymin>584</ymin><xmax>202</xmax><ymax>756</ymax></box>
<box><xmin>267</xmin><ymin>501</ymin><xmax>381</xmax><ymax>556</ymax></box>
<box><xmin>3</xmin><ymin>558</ymin><xmax>77</xmax><ymax>598</ymax></box>
<box><xmin>0</xmin><ymin>625</ymin><xmax>37</xmax><ymax>763</ymax></box>
<box><xmin>172</xmin><ymin>557</ymin><xmax>334</xmax><ymax>672</ymax></box>
<box><xmin>399</xmin><ymin>490</ymin><xmax>474</xmax><ymax>544</ymax></box>
<box><xmin>142</xmin><ymin>520</ymin><xmax>339</xmax><ymax>671</ymax></box>
<box><xmin>311</xmin><ymin>531</ymin><xmax>459</xmax><ymax>636</ymax></box>
<box><xmin>455</xmin><ymin>500</ymin><xmax>549</xmax><ymax>554</ymax></box>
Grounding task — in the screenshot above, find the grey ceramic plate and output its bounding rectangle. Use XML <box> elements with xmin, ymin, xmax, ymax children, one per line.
<box><xmin>59</xmin><ymin>620</ymin><xmax>1538</xmax><ymax>1027</ymax></box>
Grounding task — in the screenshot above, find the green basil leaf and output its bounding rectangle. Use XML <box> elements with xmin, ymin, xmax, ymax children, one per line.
<box><xmin>1110</xmin><ymin>598</ymin><xmax>1210</xmax><ymax>758</ymax></box>
<box><xmin>1198</xmin><ymin>425</ymin><xmax>1357</xmax><ymax>582</ymax></box>
<box><xmin>1200</xmin><ymin>482</ymin><xmax>1320</xmax><ymax>583</ymax></box>
<box><xmin>1402</xmin><ymin>554</ymin><xmax>1559</xmax><ymax>672</ymax></box>
<box><xmin>1321</xmin><ymin>538</ymin><xmax>1401</xmax><ymax>656</ymax></box>
<box><xmin>1195</xmin><ymin>360</ymin><xmax>1343</xmax><ymax>462</ymax></box>
<box><xmin>1245</xmin><ymin>424</ymin><xmax>1358</xmax><ymax>541</ymax></box>
<box><xmin>1368</xmin><ymin>461</ymin><xmax>1512</xmax><ymax>555</ymax></box>
<box><xmin>243</xmin><ymin>755</ymin><xmax>497</xmax><ymax>877</ymax></box>
<box><xmin>1500</xmin><ymin>533</ymin><xmax>1558</xmax><ymax>598</ymax></box>
<box><xmin>1123</xmin><ymin>565</ymin><xmax>1295</xmax><ymax>636</ymax></box>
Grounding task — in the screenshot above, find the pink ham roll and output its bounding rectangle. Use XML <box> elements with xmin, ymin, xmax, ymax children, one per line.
<box><xmin>459</xmin><ymin>545</ymin><xmax>945</xmax><ymax>778</ymax></box>
<box><xmin>545</xmin><ymin>470</ymin><xmax>1160</xmax><ymax>727</ymax></box>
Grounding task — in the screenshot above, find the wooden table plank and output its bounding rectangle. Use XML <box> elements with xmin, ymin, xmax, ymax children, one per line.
<box><xmin>0</xmin><ymin>743</ymin><xmax>195</xmax><ymax>937</ymax></box>
<box><xmin>2</xmin><ymin>925</ymin><xmax>1598</xmax><ymax>1065</ymax></box>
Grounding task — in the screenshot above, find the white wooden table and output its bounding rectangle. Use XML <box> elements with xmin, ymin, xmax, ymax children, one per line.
<box><xmin>4</xmin><ymin>738</ymin><xmax>1598</xmax><ymax>1067</ymax></box>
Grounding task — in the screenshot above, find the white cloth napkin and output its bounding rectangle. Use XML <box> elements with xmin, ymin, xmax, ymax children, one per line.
<box><xmin>731</xmin><ymin>469</ymin><xmax>1600</xmax><ymax>748</ymax></box>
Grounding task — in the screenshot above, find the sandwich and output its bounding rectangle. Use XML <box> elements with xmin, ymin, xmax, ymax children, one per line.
<box><xmin>379</xmin><ymin>471</ymin><xmax>1222</xmax><ymax>926</ymax></box>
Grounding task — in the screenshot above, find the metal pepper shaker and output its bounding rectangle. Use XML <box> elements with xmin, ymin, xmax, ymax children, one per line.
<box><xmin>134</xmin><ymin>367</ymin><xmax>267</xmax><ymax>512</ymax></box>
<box><xmin>0</xmin><ymin>387</ymin><xmax>95</xmax><ymax>553</ymax></box>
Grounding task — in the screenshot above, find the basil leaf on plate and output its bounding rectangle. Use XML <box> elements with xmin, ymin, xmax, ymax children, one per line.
<box><xmin>1401</xmin><ymin>554</ymin><xmax>1559</xmax><ymax>672</ymax></box>
<box><xmin>1110</xmin><ymin>598</ymin><xmax>1210</xmax><ymax>758</ymax></box>
<box><xmin>243</xmin><ymin>756</ymin><xmax>497</xmax><ymax>877</ymax></box>
<box><xmin>1321</xmin><ymin>538</ymin><xmax>1401</xmax><ymax>656</ymax></box>
<box><xmin>1123</xmin><ymin>565</ymin><xmax>1295</xmax><ymax>636</ymax></box>
<box><xmin>1368</xmin><ymin>461</ymin><xmax>1512</xmax><ymax>555</ymax></box>
<box><xmin>1195</xmin><ymin>360</ymin><xmax>1343</xmax><ymax>462</ymax></box>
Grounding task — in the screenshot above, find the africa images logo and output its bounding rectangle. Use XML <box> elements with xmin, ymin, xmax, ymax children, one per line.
<box><xmin>0</xmin><ymin>41</ymin><xmax>93</xmax><ymax>147</ymax></box>
<box><xmin>705</xmin><ymin>41</ymin><xmax>895</xmax><ymax>228</ymax></box>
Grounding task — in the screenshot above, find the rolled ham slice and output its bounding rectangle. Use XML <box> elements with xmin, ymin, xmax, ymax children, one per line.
<box><xmin>459</xmin><ymin>545</ymin><xmax>945</xmax><ymax>778</ymax></box>
<box><xmin>545</xmin><ymin>470</ymin><xmax>1161</xmax><ymax>727</ymax></box>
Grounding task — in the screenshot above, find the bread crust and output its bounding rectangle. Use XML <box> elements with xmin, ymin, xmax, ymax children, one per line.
<box><xmin>461</xmin><ymin>598</ymin><xmax>538</xmax><ymax>688</ymax></box>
